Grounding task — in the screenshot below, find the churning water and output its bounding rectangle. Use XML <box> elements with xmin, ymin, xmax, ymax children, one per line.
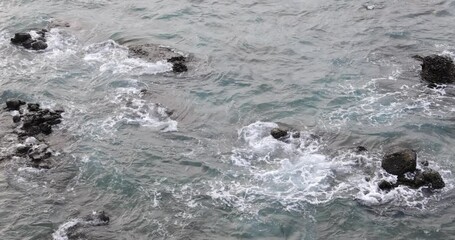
<box><xmin>1</xmin><ymin>0</ymin><xmax>455</xmax><ymax>239</ymax></box>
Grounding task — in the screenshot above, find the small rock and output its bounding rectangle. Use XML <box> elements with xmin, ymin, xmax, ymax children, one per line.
<box><xmin>271</xmin><ymin>128</ymin><xmax>288</xmax><ymax>140</ymax></box>
<box><xmin>16</xmin><ymin>144</ymin><xmax>30</xmax><ymax>154</ymax></box>
<box><xmin>27</xmin><ymin>103</ymin><xmax>40</xmax><ymax>112</ymax></box>
<box><xmin>167</xmin><ymin>56</ymin><xmax>186</xmax><ymax>63</ymax></box>
<box><xmin>172</xmin><ymin>62</ymin><xmax>188</xmax><ymax>73</ymax></box>
<box><xmin>382</xmin><ymin>148</ymin><xmax>417</xmax><ymax>176</ymax></box>
<box><xmin>25</xmin><ymin>137</ymin><xmax>38</xmax><ymax>146</ymax></box>
<box><xmin>6</xmin><ymin>99</ymin><xmax>26</xmax><ymax>111</ymax></box>
<box><xmin>12</xmin><ymin>115</ymin><xmax>21</xmax><ymax>123</ymax></box>
<box><xmin>378</xmin><ymin>180</ymin><xmax>395</xmax><ymax>191</ymax></box>
<box><xmin>355</xmin><ymin>146</ymin><xmax>368</xmax><ymax>153</ymax></box>
<box><xmin>31</xmin><ymin>41</ymin><xmax>48</xmax><ymax>50</ymax></box>
<box><xmin>421</xmin><ymin>160</ymin><xmax>429</xmax><ymax>167</ymax></box>
<box><xmin>22</xmin><ymin>39</ymin><xmax>35</xmax><ymax>49</ymax></box>
<box><xmin>422</xmin><ymin>169</ymin><xmax>445</xmax><ymax>189</ymax></box>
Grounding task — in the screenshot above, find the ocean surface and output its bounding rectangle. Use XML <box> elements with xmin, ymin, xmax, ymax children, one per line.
<box><xmin>1</xmin><ymin>0</ymin><xmax>455</xmax><ymax>239</ymax></box>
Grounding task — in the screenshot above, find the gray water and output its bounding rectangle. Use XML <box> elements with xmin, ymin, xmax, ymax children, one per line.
<box><xmin>1</xmin><ymin>0</ymin><xmax>455</xmax><ymax>239</ymax></box>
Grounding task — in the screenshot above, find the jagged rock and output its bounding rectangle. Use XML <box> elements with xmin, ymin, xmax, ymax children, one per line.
<box><xmin>31</xmin><ymin>41</ymin><xmax>48</xmax><ymax>50</ymax></box>
<box><xmin>414</xmin><ymin>55</ymin><xmax>455</xmax><ymax>84</ymax></box>
<box><xmin>271</xmin><ymin>128</ymin><xmax>288</xmax><ymax>139</ymax></box>
<box><xmin>6</xmin><ymin>99</ymin><xmax>26</xmax><ymax>111</ymax></box>
<box><xmin>378</xmin><ymin>180</ymin><xmax>396</xmax><ymax>191</ymax></box>
<box><xmin>10</xmin><ymin>33</ymin><xmax>31</xmax><ymax>44</ymax></box>
<box><xmin>382</xmin><ymin>148</ymin><xmax>417</xmax><ymax>176</ymax></box>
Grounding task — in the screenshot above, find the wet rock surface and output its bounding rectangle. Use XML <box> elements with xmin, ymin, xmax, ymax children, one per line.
<box><xmin>270</xmin><ymin>127</ymin><xmax>300</xmax><ymax>142</ymax></box>
<box><xmin>378</xmin><ymin>148</ymin><xmax>445</xmax><ymax>191</ymax></box>
<box><xmin>10</xmin><ymin>30</ymin><xmax>49</xmax><ymax>51</ymax></box>
<box><xmin>414</xmin><ymin>55</ymin><xmax>455</xmax><ymax>84</ymax></box>
<box><xmin>3</xmin><ymin>99</ymin><xmax>63</xmax><ymax>168</ymax></box>
<box><xmin>382</xmin><ymin>148</ymin><xmax>416</xmax><ymax>176</ymax></box>
<box><xmin>127</xmin><ymin>43</ymin><xmax>189</xmax><ymax>73</ymax></box>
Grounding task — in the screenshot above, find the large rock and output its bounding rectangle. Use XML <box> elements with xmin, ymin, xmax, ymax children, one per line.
<box><xmin>414</xmin><ymin>55</ymin><xmax>455</xmax><ymax>84</ymax></box>
<box><xmin>382</xmin><ymin>148</ymin><xmax>417</xmax><ymax>175</ymax></box>
<box><xmin>10</xmin><ymin>33</ymin><xmax>31</xmax><ymax>44</ymax></box>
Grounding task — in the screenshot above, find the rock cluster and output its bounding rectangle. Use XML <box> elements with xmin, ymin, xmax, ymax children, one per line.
<box><xmin>379</xmin><ymin>148</ymin><xmax>445</xmax><ymax>191</ymax></box>
<box><xmin>4</xmin><ymin>99</ymin><xmax>63</xmax><ymax>168</ymax></box>
<box><xmin>10</xmin><ymin>30</ymin><xmax>48</xmax><ymax>50</ymax></box>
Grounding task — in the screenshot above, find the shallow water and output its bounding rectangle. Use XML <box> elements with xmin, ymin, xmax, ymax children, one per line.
<box><xmin>1</xmin><ymin>0</ymin><xmax>455</xmax><ymax>239</ymax></box>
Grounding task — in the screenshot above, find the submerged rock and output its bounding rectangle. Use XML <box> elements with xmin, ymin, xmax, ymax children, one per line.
<box><xmin>414</xmin><ymin>55</ymin><xmax>455</xmax><ymax>84</ymax></box>
<box><xmin>355</xmin><ymin>146</ymin><xmax>368</xmax><ymax>153</ymax></box>
<box><xmin>127</xmin><ymin>43</ymin><xmax>189</xmax><ymax>73</ymax></box>
<box><xmin>83</xmin><ymin>211</ymin><xmax>110</xmax><ymax>225</ymax></box>
<box><xmin>382</xmin><ymin>148</ymin><xmax>416</xmax><ymax>176</ymax></box>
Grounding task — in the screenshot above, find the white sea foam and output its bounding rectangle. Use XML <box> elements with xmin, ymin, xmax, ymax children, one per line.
<box><xmin>83</xmin><ymin>40</ymin><xmax>172</xmax><ymax>75</ymax></box>
<box><xmin>204</xmin><ymin>121</ymin><xmax>453</xmax><ymax>214</ymax></box>
<box><xmin>52</xmin><ymin>219</ymin><xmax>81</xmax><ymax>240</ymax></box>
<box><xmin>87</xmin><ymin>88</ymin><xmax>178</xmax><ymax>134</ymax></box>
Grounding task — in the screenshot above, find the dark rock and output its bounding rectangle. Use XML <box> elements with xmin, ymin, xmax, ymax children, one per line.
<box><xmin>414</xmin><ymin>55</ymin><xmax>455</xmax><ymax>84</ymax></box>
<box><xmin>6</xmin><ymin>99</ymin><xmax>26</xmax><ymax>111</ymax></box>
<box><xmin>271</xmin><ymin>128</ymin><xmax>288</xmax><ymax>140</ymax></box>
<box><xmin>11</xmin><ymin>33</ymin><xmax>31</xmax><ymax>44</ymax></box>
<box><xmin>421</xmin><ymin>160</ymin><xmax>429</xmax><ymax>167</ymax></box>
<box><xmin>13</xmin><ymin>115</ymin><xmax>21</xmax><ymax>123</ymax></box>
<box><xmin>40</xmin><ymin>123</ymin><xmax>52</xmax><ymax>135</ymax></box>
<box><xmin>167</xmin><ymin>56</ymin><xmax>186</xmax><ymax>63</ymax></box>
<box><xmin>396</xmin><ymin>169</ymin><xmax>445</xmax><ymax>190</ymax></box>
<box><xmin>172</xmin><ymin>62</ymin><xmax>188</xmax><ymax>73</ymax></box>
<box><xmin>378</xmin><ymin>180</ymin><xmax>396</xmax><ymax>191</ymax></box>
<box><xmin>382</xmin><ymin>148</ymin><xmax>417</xmax><ymax>176</ymax></box>
<box><xmin>27</xmin><ymin>103</ymin><xmax>40</xmax><ymax>111</ymax></box>
<box><xmin>16</xmin><ymin>144</ymin><xmax>30</xmax><ymax>154</ymax></box>
<box><xmin>36</xmin><ymin>30</ymin><xmax>46</xmax><ymax>38</ymax></box>
<box><xmin>355</xmin><ymin>146</ymin><xmax>368</xmax><ymax>153</ymax></box>
<box><xmin>31</xmin><ymin>41</ymin><xmax>48</xmax><ymax>50</ymax></box>
<box><xmin>291</xmin><ymin>131</ymin><xmax>300</xmax><ymax>138</ymax></box>
<box><xmin>422</xmin><ymin>169</ymin><xmax>445</xmax><ymax>189</ymax></box>
<box><xmin>22</xmin><ymin>39</ymin><xmax>35</xmax><ymax>49</ymax></box>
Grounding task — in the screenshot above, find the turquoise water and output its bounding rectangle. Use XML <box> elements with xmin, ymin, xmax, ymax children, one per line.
<box><xmin>1</xmin><ymin>1</ymin><xmax>455</xmax><ymax>239</ymax></box>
